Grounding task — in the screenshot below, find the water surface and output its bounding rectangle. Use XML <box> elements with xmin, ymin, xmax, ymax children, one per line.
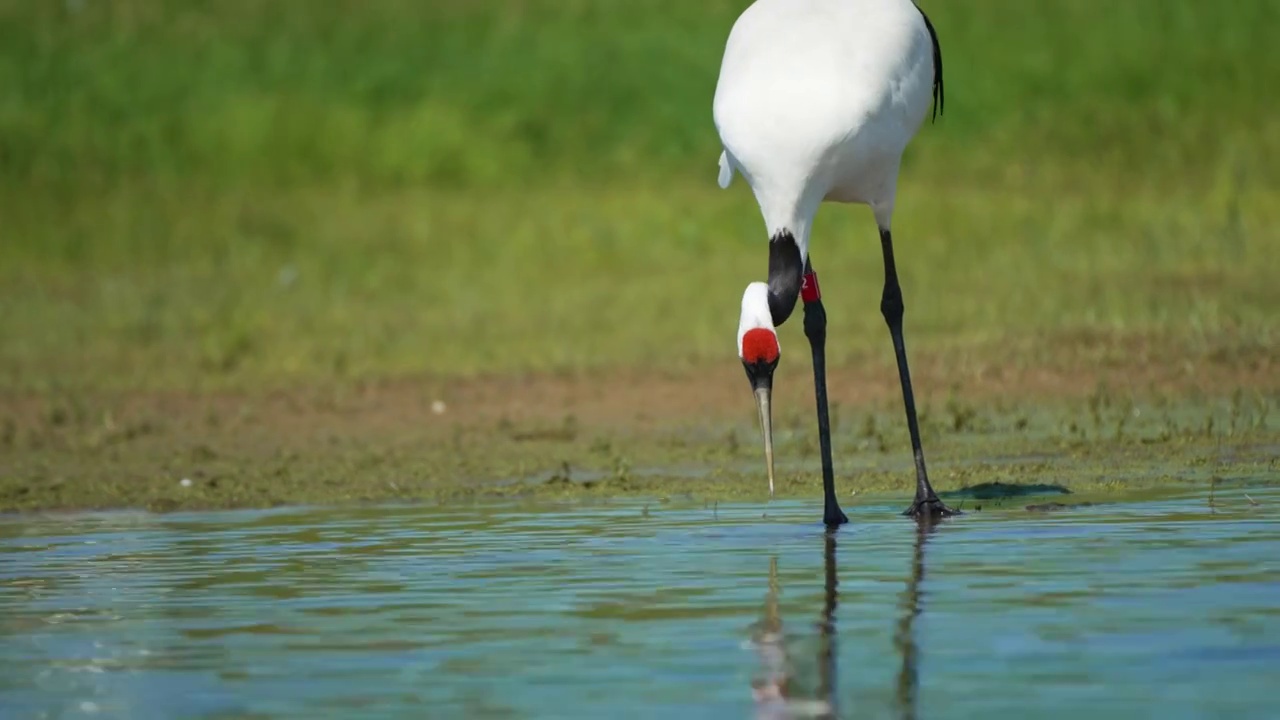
<box><xmin>2</xmin><ymin>487</ymin><xmax>1278</xmax><ymax>719</ymax></box>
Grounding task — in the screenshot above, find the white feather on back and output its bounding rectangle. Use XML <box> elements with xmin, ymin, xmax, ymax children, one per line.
<box><xmin>712</xmin><ymin>0</ymin><xmax>935</xmax><ymax>247</ymax></box>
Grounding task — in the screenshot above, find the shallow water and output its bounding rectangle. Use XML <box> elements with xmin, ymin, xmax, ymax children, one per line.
<box><xmin>2</xmin><ymin>486</ymin><xmax>1278</xmax><ymax>719</ymax></box>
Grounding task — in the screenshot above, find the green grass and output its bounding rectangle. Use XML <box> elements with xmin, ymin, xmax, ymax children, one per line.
<box><xmin>1</xmin><ymin>0</ymin><xmax>1278</xmax><ymax>391</ymax></box>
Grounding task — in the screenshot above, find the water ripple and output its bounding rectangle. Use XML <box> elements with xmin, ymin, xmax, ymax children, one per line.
<box><xmin>2</xmin><ymin>487</ymin><xmax>1277</xmax><ymax>719</ymax></box>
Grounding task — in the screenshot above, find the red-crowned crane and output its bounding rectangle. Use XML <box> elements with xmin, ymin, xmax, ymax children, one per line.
<box><xmin>715</xmin><ymin>0</ymin><xmax>957</xmax><ymax>525</ymax></box>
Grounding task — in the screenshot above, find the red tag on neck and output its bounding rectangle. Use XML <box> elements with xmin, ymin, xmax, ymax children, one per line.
<box><xmin>801</xmin><ymin>271</ymin><xmax>821</xmax><ymax>304</ymax></box>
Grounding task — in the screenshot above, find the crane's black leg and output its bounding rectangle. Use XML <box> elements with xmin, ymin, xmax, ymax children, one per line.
<box><xmin>802</xmin><ymin>260</ymin><xmax>849</xmax><ymax>527</ymax></box>
<box><xmin>878</xmin><ymin>228</ymin><xmax>957</xmax><ymax>518</ymax></box>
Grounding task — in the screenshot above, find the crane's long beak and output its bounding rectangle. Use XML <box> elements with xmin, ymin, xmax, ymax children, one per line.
<box><xmin>753</xmin><ymin>384</ymin><xmax>775</xmax><ymax>497</ymax></box>
<box><xmin>743</xmin><ymin>357</ymin><xmax>779</xmax><ymax>497</ymax></box>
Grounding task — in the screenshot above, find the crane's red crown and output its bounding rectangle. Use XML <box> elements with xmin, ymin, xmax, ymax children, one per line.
<box><xmin>741</xmin><ymin>328</ymin><xmax>780</xmax><ymax>364</ymax></box>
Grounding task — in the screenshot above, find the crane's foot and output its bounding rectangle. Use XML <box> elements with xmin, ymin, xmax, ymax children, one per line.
<box><xmin>902</xmin><ymin>495</ymin><xmax>959</xmax><ymax>519</ymax></box>
<box><xmin>823</xmin><ymin>506</ymin><xmax>849</xmax><ymax>528</ymax></box>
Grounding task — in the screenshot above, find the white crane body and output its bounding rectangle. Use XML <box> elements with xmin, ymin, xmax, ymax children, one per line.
<box><xmin>714</xmin><ymin>0</ymin><xmax>939</xmax><ymax>262</ymax></box>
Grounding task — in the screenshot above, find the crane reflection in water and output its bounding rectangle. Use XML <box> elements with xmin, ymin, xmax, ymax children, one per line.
<box><xmin>748</xmin><ymin>517</ymin><xmax>940</xmax><ymax>719</ymax></box>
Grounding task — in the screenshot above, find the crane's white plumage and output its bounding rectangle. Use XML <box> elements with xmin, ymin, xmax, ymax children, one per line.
<box><xmin>714</xmin><ymin>0</ymin><xmax>938</xmax><ymax>270</ymax></box>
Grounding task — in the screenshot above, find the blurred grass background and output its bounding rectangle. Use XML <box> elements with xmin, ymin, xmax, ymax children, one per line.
<box><xmin>1</xmin><ymin>0</ymin><xmax>1277</xmax><ymax>392</ymax></box>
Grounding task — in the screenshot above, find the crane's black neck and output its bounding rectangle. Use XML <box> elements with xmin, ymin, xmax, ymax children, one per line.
<box><xmin>767</xmin><ymin>230</ymin><xmax>803</xmax><ymax>327</ymax></box>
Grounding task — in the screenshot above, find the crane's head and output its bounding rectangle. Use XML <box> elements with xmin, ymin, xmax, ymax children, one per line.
<box><xmin>738</xmin><ymin>282</ymin><xmax>781</xmax><ymax>496</ymax></box>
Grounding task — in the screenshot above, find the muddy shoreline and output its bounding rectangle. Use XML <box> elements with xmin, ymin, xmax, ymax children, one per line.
<box><xmin>3</xmin><ymin>344</ymin><xmax>1277</xmax><ymax>513</ymax></box>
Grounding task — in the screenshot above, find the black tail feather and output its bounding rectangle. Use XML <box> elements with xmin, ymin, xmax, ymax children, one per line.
<box><xmin>915</xmin><ymin>4</ymin><xmax>944</xmax><ymax>122</ymax></box>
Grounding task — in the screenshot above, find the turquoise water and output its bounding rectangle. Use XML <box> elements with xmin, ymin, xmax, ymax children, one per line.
<box><xmin>2</xmin><ymin>487</ymin><xmax>1277</xmax><ymax>719</ymax></box>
